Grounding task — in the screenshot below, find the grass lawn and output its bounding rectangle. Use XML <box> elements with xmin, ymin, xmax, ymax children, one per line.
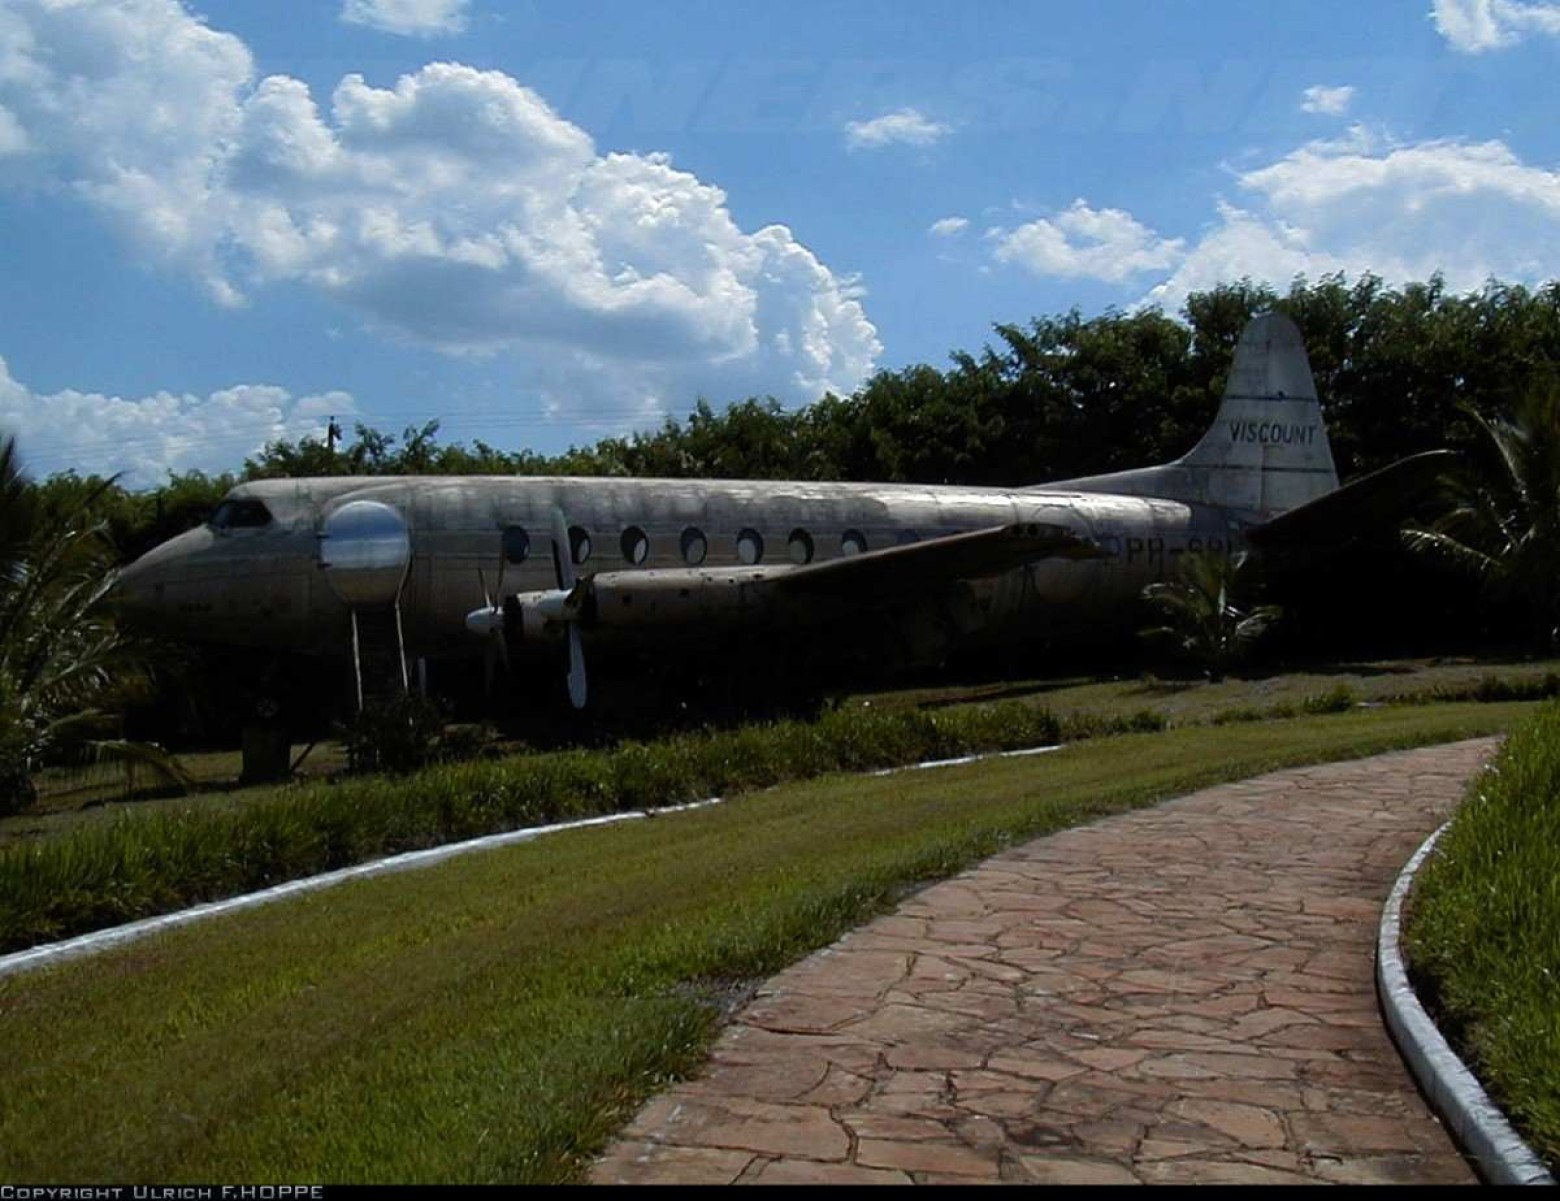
<box><xmin>0</xmin><ymin>700</ymin><xmax>1533</xmax><ymax>1184</ymax></box>
<box><xmin>8</xmin><ymin>654</ymin><xmax>1556</xmax><ymax>849</ymax></box>
<box><xmin>1403</xmin><ymin>700</ymin><xmax>1560</xmax><ymax>1174</ymax></box>
<box><xmin>849</xmin><ymin>653</ymin><xmax>1560</xmax><ymax>724</ymax></box>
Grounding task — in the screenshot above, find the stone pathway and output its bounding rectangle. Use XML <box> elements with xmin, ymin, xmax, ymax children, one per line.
<box><xmin>590</xmin><ymin>738</ymin><xmax>1498</xmax><ymax>1186</ymax></box>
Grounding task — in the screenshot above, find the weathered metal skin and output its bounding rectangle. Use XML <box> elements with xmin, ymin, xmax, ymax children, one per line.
<box><xmin>115</xmin><ymin>473</ymin><xmax>1236</xmax><ymax>660</ymax></box>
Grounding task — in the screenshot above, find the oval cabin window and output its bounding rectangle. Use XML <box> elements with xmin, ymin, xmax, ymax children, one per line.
<box><xmin>841</xmin><ymin>529</ymin><xmax>868</xmax><ymax>556</ymax></box>
<box><xmin>737</xmin><ymin>528</ymin><xmax>764</xmax><ymax>565</ymax></box>
<box><xmin>502</xmin><ymin>525</ymin><xmax>530</xmax><ymax>564</ymax></box>
<box><xmin>569</xmin><ymin>525</ymin><xmax>592</xmax><ymax>565</ymax></box>
<box><xmin>788</xmin><ymin>529</ymin><xmax>814</xmax><ymax>564</ymax></box>
<box><xmin>620</xmin><ymin>525</ymin><xmax>649</xmax><ymax>566</ymax></box>
<box><xmin>681</xmin><ymin>527</ymin><xmax>707</xmax><ymax>565</ymax></box>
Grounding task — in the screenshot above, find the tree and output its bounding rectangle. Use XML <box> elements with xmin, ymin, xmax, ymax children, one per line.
<box><xmin>0</xmin><ymin>437</ymin><xmax>187</xmax><ymax>813</ymax></box>
<box><xmin>1140</xmin><ymin>551</ymin><xmax>1282</xmax><ymax>682</ymax></box>
<box><xmin>1403</xmin><ymin>379</ymin><xmax>1560</xmax><ymax>652</ymax></box>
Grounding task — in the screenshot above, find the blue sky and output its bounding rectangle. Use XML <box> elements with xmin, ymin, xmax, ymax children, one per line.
<box><xmin>1</xmin><ymin>0</ymin><xmax>1557</xmax><ymax>486</ymax></box>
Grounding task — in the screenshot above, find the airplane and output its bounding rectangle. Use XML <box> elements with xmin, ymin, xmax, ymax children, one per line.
<box><xmin>112</xmin><ymin>312</ymin><xmax>1451</xmax><ymax>713</ymax></box>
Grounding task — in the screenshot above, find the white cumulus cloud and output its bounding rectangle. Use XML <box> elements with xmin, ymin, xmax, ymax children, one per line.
<box><xmin>843</xmin><ymin>108</ymin><xmax>953</xmax><ymax>150</ymax></box>
<box><xmin>0</xmin><ymin>358</ymin><xmax>355</xmax><ymax>487</ymax></box>
<box><xmin>1300</xmin><ymin>85</ymin><xmax>1356</xmax><ymax>116</ymax></box>
<box><xmin>1431</xmin><ymin>0</ymin><xmax>1560</xmax><ymax>52</ymax></box>
<box><xmin>0</xmin><ymin>0</ymin><xmax>880</xmax><ymax>431</ymax></box>
<box><xmin>928</xmin><ymin>216</ymin><xmax>969</xmax><ymax>237</ymax></box>
<box><xmin>340</xmin><ymin>0</ymin><xmax>470</xmax><ymax>37</ymax></box>
<box><xmin>1144</xmin><ymin>128</ymin><xmax>1560</xmax><ymax>310</ymax></box>
<box><xmin>991</xmin><ymin>201</ymin><xmax>1185</xmax><ymax>283</ymax></box>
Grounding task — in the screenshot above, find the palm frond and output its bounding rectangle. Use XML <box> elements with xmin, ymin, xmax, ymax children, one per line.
<box><xmin>1407</xmin><ymin>382</ymin><xmax>1560</xmax><ymax>650</ymax></box>
<box><xmin>0</xmin><ymin>437</ymin><xmax>158</xmax><ymax>809</ymax></box>
<box><xmin>1401</xmin><ymin>527</ymin><xmax>1500</xmax><ymax>579</ymax></box>
<box><xmin>76</xmin><ymin>738</ymin><xmax>193</xmax><ymax>790</ymax></box>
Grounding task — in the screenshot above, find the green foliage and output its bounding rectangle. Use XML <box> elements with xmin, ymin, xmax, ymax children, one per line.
<box><xmin>1472</xmin><ymin>671</ymin><xmax>1560</xmax><ymax>702</ymax></box>
<box><xmin>1300</xmin><ymin>683</ymin><xmax>1358</xmax><ymax>714</ymax></box>
<box><xmin>0</xmin><ymin>438</ymin><xmax>188</xmax><ymax>815</ymax></box>
<box><xmin>1140</xmin><ymin>551</ymin><xmax>1282</xmax><ymax>682</ymax></box>
<box><xmin>1404</xmin><ymin>700</ymin><xmax>1560</xmax><ymax>1170</ymax></box>
<box><xmin>341</xmin><ymin>694</ymin><xmax>452</xmax><ymax>775</ymax></box>
<box><xmin>1405</xmin><ymin>377</ymin><xmax>1560</xmax><ymax>651</ymax></box>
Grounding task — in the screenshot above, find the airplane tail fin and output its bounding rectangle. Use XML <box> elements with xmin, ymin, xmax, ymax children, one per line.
<box><xmin>1174</xmin><ymin>311</ymin><xmax>1338</xmax><ymax>518</ymax></box>
<box><xmin>1046</xmin><ymin>311</ymin><xmax>1339</xmax><ymax>521</ymax></box>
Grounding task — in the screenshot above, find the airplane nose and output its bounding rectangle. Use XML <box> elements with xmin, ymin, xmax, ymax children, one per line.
<box><xmin>113</xmin><ymin>553</ymin><xmax>159</xmax><ymax>619</ymax></box>
<box><xmin>112</xmin><ymin>527</ymin><xmax>212</xmax><ymax>627</ymax></box>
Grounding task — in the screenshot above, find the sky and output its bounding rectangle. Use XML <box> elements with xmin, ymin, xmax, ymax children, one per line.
<box><xmin>0</xmin><ymin>0</ymin><xmax>1557</xmax><ymax>487</ymax></box>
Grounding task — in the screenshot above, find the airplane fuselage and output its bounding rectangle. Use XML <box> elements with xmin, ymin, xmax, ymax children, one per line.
<box><xmin>118</xmin><ymin>474</ymin><xmax>1242</xmax><ymax>665</ymax></box>
<box><xmin>110</xmin><ymin>313</ymin><xmax>1360</xmax><ymax>706</ymax></box>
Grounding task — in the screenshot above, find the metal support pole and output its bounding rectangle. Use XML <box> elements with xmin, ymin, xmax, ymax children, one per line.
<box><xmin>350</xmin><ymin>609</ymin><xmax>364</xmax><ymax>712</ymax></box>
<box><xmin>393</xmin><ymin>601</ymin><xmax>409</xmax><ymax>693</ymax></box>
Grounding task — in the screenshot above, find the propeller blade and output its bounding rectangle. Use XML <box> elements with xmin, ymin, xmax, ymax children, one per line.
<box><xmin>476</xmin><ymin>555</ymin><xmax>509</xmax><ymax>694</ymax></box>
<box><xmin>551</xmin><ymin>505</ymin><xmax>575</xmax><ymax>591</ymax></box>
<box><xmin>566</xmin><ymin>622</ymin><xmax>587</xmax><ymax>710</ymax></box>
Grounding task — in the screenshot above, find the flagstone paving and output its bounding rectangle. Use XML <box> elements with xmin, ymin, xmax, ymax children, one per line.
<box><xmin>590</xmin><ymin>737</ymin><xmax>1499</xmax><ymax>1185</ymax></box>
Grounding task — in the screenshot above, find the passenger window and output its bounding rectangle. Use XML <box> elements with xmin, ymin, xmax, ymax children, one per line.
<box><xmin>737</xmin><ymin>528</ymin><xmax>764</xmax><ymax>565</ymax></box>
<box><xmin>620</xmin><ymin>525</ymin><xmax>649</xmax><ymax>566</ymax></box>
<box><xmin>841</xmin><ymin>529</ymin><xmax>867</xmax><ymax>556</ymax></box>
<box><xmin>502</xmin><ymin>525</ymin><xmax>530</xmax><ymax>564</ymax></box>
<box><xmin>788</xmin><ymin>529</ymin><xmax>814</xmax><ymax>565</ymax></box>
<box><xmin>681</xmin><ymin>527</ymin><xmax>707</xmax><ymax>565</ymax></box>
<box><xmin>208</xmin><ymin>499</ymin><xmax>272</xmax><ymax>530</ymax></box>
<box><xmin>569</xmin><ymin>525</ymin><xmax>592</xmax><ymax>565</ymax></box>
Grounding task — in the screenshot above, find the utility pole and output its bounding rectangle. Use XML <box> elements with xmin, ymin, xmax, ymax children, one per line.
<box><xmin>327</xmin><ymin>416</ymin><xmax>342</xmax><ymax>457</ymax></box>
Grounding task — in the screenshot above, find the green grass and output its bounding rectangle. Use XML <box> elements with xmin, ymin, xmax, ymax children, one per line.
<box><xmin>0</xmin><ymin>700</ymin><xmax>1096</xmax><ymax>953</ymax></box>
<box><xmin>13</xmin><ymin>655</ymin><xmax>1558</xmax><ymax>849</ymax></box>
<box><xmin>0</xmin><ymin>701</ymin><xmax>1532</xmax><ymax>1184</ymax></box>
<box><xmin>1403</xmin><ymin>700</ymin><xmax>1560</xmax><ymax>1173</ymax></box>
<box><xmin>853</xmin><ymin>656</ymin><xmax>1560</xmax><ymax>726</ymax></box>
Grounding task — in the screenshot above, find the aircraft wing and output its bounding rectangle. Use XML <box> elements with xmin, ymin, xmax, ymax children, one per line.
<box><xmin>769</xmin><ymin>521</ymin><xmax>1102</xmax><ymax>600</ymax></box>
<box><xmin>1245</xmin><ymin>450</ymin><xmax>1458</xmax><ymax>550</ymax></box>
<box><xmin>578</xmin><ymin>522</ymin><xmax>1100</xmax><ymax>628</ymax></box>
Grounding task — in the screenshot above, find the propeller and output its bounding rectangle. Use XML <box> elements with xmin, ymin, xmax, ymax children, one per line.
<box><xmin>550</xmin><ymin>506</ymin><xmax>588</xmax><ymax>711</ymax></box>
<box><xmin>467</xmin><ymin>542</ymin><xmax>512</xmax><ymax>696</ymax></box>
<box><xmin>463</xmin><ymin>507</ymin><xmax>589</xmax><ymax>710</ymax></box>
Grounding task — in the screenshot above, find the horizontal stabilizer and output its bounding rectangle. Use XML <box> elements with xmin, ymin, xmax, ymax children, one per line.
<box><xmin>1246</xmin><ymin>450</ymin><xmax>1458</xmax><ymax>550</ymax></box>
<box><xmin>774</xmin><ymin>521</ymin><xmax>1102</xmax><ymax>600</ymax></box>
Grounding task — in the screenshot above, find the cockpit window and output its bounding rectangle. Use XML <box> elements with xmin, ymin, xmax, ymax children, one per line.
<box><xmin>208</xmin><ymin>499</ymin><xmax>273</xmax><ymax>530</ymax></box>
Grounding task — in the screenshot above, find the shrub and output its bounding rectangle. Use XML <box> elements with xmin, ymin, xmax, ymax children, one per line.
<box><xmin>1301</xmin><ymin>684</ymin><xmax>1358</xmax><ymax>714</ymax></box>
<box><xmin>341</xmin><ymin>693</ymin><xmax>450</xmax><ymax>774</ymax></box>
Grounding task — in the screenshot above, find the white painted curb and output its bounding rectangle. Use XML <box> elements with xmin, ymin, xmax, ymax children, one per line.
<box><xmin>0</xmin><ymin>742</ymin><xmax>1065</xmax><ymax>980</ymax></box>
<box><xmin>1376</xmin><ymin>821</ymin><xmax>1556</xmax><ymax>1186</ymax></box>
<box><xmin>869</xmin><ymin>743</ymin><xmax>1062</xmax><ymax>776</ymax></box>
